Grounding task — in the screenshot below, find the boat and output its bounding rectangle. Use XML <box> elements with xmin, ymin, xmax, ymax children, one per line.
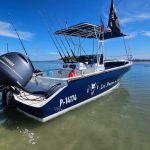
<box><xmin>0</xmin><ymin>0</ymin><xmax>132</xmax><ymax>122</ymax></box>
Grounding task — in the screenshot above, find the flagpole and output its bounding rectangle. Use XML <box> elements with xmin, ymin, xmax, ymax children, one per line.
<box><xmin>99</xmin><ymin>18</ymin><xmax>105</xmax><ymax>67</ymax></box>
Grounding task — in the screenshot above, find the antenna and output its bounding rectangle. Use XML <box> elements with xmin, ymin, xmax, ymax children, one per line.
<box><xmin>8</xmin><ymin>15</ymin><xmax>36</xmax><ymax>72</ymax></box>
<box><xmin>6</xmin><ymin>40</ymin><xmax>9</xmax><ymax>53</ymax></box>
<box><xmin>8</xmin><ymin>15</ymin><xmax>28</xmax><ymax>56</ymax></box>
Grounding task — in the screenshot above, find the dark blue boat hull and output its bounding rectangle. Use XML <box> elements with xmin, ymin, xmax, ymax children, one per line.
<box><xmin>15</xmin><ymin>65</ymin><xmax>131</xmax><ymax>122</ymax></box>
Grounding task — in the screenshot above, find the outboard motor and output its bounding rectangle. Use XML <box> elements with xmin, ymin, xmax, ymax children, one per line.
<box><xmin>0</xmin><ymin>52</ymin><xmax>34</xmax><ymax>89</ymax></box>
<box><xmin>0</xmin><ymin>52</ymin><xmax>34</xmax><ymax>109</ymax></box>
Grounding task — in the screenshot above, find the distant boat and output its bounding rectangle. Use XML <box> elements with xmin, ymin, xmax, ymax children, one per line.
<box><xmin>0</xmin><ymin>0</ymin><xmax>132</xmax><ymax>122</ymax></box>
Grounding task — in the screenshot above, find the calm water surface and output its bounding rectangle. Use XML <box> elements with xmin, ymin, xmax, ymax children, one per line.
<box><xmin>0</xmin><ymin>62</ymin><xmax>150</xmax><ymax>150</ymax></box>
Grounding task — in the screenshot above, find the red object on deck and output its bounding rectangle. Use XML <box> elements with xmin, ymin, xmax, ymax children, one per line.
<box><xmin>68</xmin><ymin>70</ymin><xmax>76</xmax><ymax>77</ymax></box>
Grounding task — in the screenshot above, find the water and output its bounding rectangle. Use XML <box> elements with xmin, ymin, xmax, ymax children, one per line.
<box><xmin>0</xmin><ymin>62</ymin><xmax>150</xmax><ymax>150</ymax></box>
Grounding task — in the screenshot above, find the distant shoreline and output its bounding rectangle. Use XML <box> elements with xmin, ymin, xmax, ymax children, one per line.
<box><xmin>32</xmin><ymin>60</ymin><xmax>150</xmax><ymax>62</ymax></box>
<box><xmin>33</xmin><ymin>60</ymin><xmax>62</xmax><ymax>62</ymax></box>
<box><xmin>132</xmin><ymin>59</ymin><xmax>150</xmax><ymax>62</ymax></box>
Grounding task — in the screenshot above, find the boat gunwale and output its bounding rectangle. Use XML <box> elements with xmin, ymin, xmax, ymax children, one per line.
<box><xmin>67</xmin><ymin>61</ymin><xmax>132</xmax><ymax>82</ymax></box>
<box><xmin>36</xmin><ymin>60</ymin><xmax>132</xmax><ymax>82</ymax></box>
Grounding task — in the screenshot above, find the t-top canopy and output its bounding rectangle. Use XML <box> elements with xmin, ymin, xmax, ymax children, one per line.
<box><xmin>55</xmin><ymin>23</ymin><xmax>126</xmax><ymax>40</ymax></box>
<box><xmin>55</xmin><ymin>23</ymin><xmax>100</xmax><ymax>38</ymax></box>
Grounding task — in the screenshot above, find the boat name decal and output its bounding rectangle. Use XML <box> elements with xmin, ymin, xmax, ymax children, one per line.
<box><xmin>87</xmin><ymin>80</ymin><xmax>117</xmax><ymax>96</ymax></box>
<box><xmin>60</xmin><ymin>94</ymin><xmax>77</xmax><ymax>107</ymax></box>
<box><xmin>101</xmin><ymin>81</ymin><xmax>117</xmax><ymax>90</ymax></box>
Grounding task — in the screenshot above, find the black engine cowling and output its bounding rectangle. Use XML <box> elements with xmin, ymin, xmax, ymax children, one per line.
<box><xmin>0</xmin><ymin>52</ymin><xmax>34</xmax><ymax>89</ymax></box>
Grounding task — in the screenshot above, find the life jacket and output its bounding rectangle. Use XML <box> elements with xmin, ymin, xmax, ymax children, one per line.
<box><xmin>68</xmin><ymin>70</ymin><xmax>76</xmax><ymax>77</ymax></box>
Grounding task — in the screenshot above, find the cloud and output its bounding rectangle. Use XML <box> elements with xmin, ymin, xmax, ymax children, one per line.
<box><xmin>0</xmin><ymin>21</ymin><xmax>35</xmax><ymax>40</ymax></box>
<box><xmin>144</xmin><ymin>31</ymin><xmax>150</xmax><ymax>36</ymax></box>
<box><xmin>120</xmin><ymin>18</ymin><xmax>133</xmax><ymax>24</ymax></box>
<box><xmin>31</xmin><ymin>52</ymin><xmax>59</xmax><ymax>61</ymax></box>
<box><xmin>48</xmin><ymin>52</ymin><xmax>59</xmax><ymax>55</ymax></box>
<box><xmin>132</xmin><ymin>53</ymin><xmax>150</xmax><ymax>59</ymax></box>
<box><xmin>125</xmin><ymin>33</ymin><xmax>137</xmax><ymax>39</ymax></box>
<box><xmin>124</xmin><ymin>30</ymin><xmax>150</xmax><ymax>39</ymax></box>
<box><xmin>120</xmin><ymin>13</ymin><xmax>150</xmax><ymax>24</ymax></box>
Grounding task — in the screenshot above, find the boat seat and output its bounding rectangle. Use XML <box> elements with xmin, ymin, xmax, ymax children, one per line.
<box><xmin>45</xmin><ymin>83</ymin><xmax>66</xmax><ymax>98</ymax></box>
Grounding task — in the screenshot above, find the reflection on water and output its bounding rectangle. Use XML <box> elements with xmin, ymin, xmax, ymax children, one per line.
<box><xmin>0</xmin><ymin>62</ymin><xmax>150</xmax><ymax>150</ymax></box>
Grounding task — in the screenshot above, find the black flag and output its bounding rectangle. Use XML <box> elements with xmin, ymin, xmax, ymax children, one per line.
<box><xmin>108</xmin><ymin>0</ymin><xmax>121</xmax><ymax>33</ymax></box>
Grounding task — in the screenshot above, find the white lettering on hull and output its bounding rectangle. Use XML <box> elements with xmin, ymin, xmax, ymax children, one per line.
<box><xmin>60</xmin><ymin>94</ymin><xmax>77</xmax><ymax>107</ymax></box>
<box><xmin>87</xmin><ymin>80</ymin><xmax>117</xmax><ymax>95</ymax></box>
